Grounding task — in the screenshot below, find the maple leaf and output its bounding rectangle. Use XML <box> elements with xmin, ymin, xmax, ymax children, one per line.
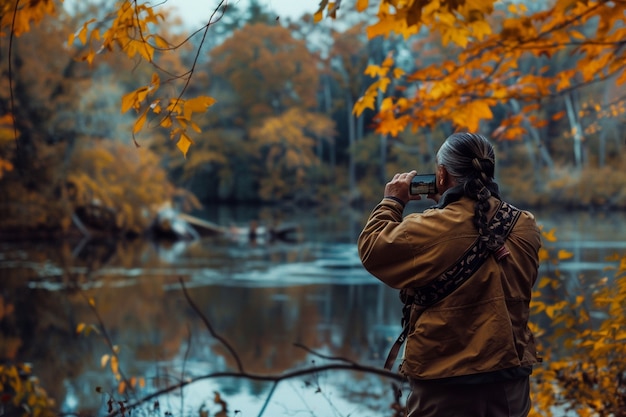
<box><xmin>455</xmin><ymin>100</ymin><xmax>494</xmax><ymax>131</ymax></box>
<box><xmin>364</xmin><ymin>64</ymin><xmax>387</xmax><ymax>78</ymax></box>
<box><xmin>353</xmin><ymin>94</ymin><xmax>376</xmax><ymax>116</ymax></box>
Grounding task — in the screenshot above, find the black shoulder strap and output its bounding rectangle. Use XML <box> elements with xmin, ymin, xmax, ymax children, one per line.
<box><xmin>411</xmin><ymin>201</ymin><xmax>521</xmax><ymax>306</ymax></box>
<box><xmin>383</xmin><ymin>201</ymin><xmax>522</xmax><ymax>371</ymax></box>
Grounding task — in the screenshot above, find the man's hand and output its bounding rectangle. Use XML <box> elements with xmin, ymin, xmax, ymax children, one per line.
<box><xmin>384</xmin><ymin>170</ymin><xmax>419</xmax><ymax>205</ymax></box>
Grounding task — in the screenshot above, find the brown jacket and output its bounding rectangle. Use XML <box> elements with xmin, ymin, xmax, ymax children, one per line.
<box><xmin>358</xmin><ymin>196</ymin><xmax>541</xmax><ymax>380</ymax></box>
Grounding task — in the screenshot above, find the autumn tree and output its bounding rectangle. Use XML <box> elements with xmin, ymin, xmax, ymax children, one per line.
<box><xmin>0</xmin><ymin>2</ymin><xmax>200</xmax><ymax>236</ymax></box>
<box><xmin>302</xmin><ymin>0</ymin><xmax>626</xmax><ymax>208</ymax></box>
<box><xmin>164</xmin><ymin>21</ymin><xmax>336</xmax><ymax>203</ymax></box>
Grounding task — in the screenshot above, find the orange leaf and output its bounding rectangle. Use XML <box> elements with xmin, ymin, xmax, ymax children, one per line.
<box><xmin>183</xmin><ymin>96</ymin><xmax>217</xmax><ymax>120</ymax></box>
<box><xmin>353</xmin><ymin>94</ymin><xmax>376</xmax><ymax>116</ymax></box>
<box><xmin>558</xmin><ymin>249</ymin><xmax>574</xmax><ymax>260</ymax></box>
<box><xmin>177</xmin><ymin>132</ymin><xmax>194</xmax><ymax>158</ymax></box>
<box><xmin>133</xmin><ymin>108</ymin><xmax>149</xmax><ymax>134</ymax></box>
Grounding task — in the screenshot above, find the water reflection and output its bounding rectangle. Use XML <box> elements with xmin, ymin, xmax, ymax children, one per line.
<box><xmin>1</xmin><ymin>208</ymin><xmax>626</xmax><ymax>416</ymax></box>
<box><xmin>1</xmin><ymin>231</ymin><xmax>403</xmax><ymax>416</ymax></box>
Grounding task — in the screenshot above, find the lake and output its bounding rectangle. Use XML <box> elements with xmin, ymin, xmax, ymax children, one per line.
<box><xmin>1</xmin><ymin>204</ymin><xmax>625</xmax><ymax>417</ymax></box>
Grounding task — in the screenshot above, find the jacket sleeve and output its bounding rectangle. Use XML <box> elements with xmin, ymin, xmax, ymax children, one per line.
<box><xmin>357</xmin><ymin>198</ymin><xmax>420</xmax><ymax>289</ymax></box>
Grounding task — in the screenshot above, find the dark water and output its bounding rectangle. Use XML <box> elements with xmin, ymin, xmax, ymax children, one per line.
<box><xmin>1</xmin><ymin>205</ymin><xmax>625</xmax><ymax>416</ymax></box>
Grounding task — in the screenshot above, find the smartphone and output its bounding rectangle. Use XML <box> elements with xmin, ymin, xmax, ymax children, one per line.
<box><xmin>410</xmin><ymin>173</ymin><xmax>437</xmax><ymax>195</ymax></box>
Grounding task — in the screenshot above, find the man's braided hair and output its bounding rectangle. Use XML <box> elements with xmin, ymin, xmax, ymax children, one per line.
<box><xmin>437</xmin><ymin>132</ymin><xmax>504</xmax><ymax>251</ymax></box>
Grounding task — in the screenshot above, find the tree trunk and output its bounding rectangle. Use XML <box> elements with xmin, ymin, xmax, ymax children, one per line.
<box><xmin>347</xmin><ymin>93</ymin><xmax>356</xmax><ymax>197</ymax></box>
<box><xmin>564</xmin><ymin>93</ymin><xmax>584</xmax><ymax>170</ymax></box>
<box><xmin>510</xmin><ymin>99</ymin><xmax>555</xmax><ymax>176</ymax></box>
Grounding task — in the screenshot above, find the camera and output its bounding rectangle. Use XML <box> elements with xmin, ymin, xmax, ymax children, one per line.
<box><xmin>410</xmin><ymin>174</ymin><xmax>437</xmax><ymax>195</ymax></box>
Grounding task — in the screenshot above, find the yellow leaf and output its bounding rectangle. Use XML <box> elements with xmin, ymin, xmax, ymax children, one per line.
<box><xmin>85</xmin><ymin>50</ymin><xmax>97</xmax><ymax>66</ymax></box>
<box><xmin>381</xmin><ymin>55</ymin><xmax>394</xmax><ymax>68</ymax></box>
<box><xmin>545</xmin><ymin>300</ymin><xmax>568</xmax><ymax>319</ymax></box>
<box><xmin>538</xmin><ymin>277</ymin><xmax>553</xmax><ymax>289</ymax></box>
<box><xmin>152</xmin><ymin>34</ymin><xmax>170</xmax><ymax>48</ymax></box>
<box><xmin>101</xmin><ymin>354</ymin><xmax>110</xmax><ymax>368</ymax></box>
<box><xmin>183</xmin><ymin>96</ymin><xmax>217</xmax><ymax>120</ymax></box>
<box><xmin>136</xmin><ymin>87</ymin><xmax>150</xmax><ymax>104</ymax></box>
<box><xmin>85</xmin><ymin>324</ymin><xmax>100</xmax><ymax>336</ymax></box>
<box><xmin>558</xmin><ymin>249</ymin><xmax>574</xmax><ymax>260</ymax></box>
<box><xmin>313</xmin><ymin>10</ymin><xmax>324</xmax><ymax>23</ymax></box>
<box><xmin>552</xmin><ymin>111</ymin><xmax>565</xmax><ymax>121</ymax></box>
<box><xmin>367</xmin><ymin>18</ymin><xmax>403</xmax><ymax>39</ymax></box>
<box><xmin>88</xmin><ymin>297</ymin><xmax>96</xmax><ymax>307</ymax></box>
<box><xmin>76</xmin><ymin>323</ymin><xmax>86</xmax><ymax>334</ymax></box>
<box><xmin>454</xmin><ymin>101</ymin><xmax>493</xmax><ymax>131</ymax></box>
<box><xmin>110</xmin><ymin>355</ymin><xmax>119</xmax><ymax>375</ymax></box>
<box><xmin>353</xmin><ymin>94</ymin><xmax>376</xmax><ymax>116</ymax></box>
<box><xmin>190</xmin><ymin>121</ymin><xmax>202</xmax><ymax>133</ymax></box>
<box><xmin>177</xmin><ymin>132</ymin><xmax>194</xmax><ymax>158</ymax></box>
<box><xmin>133</xmin><ymin>109</ymin><xmax>149</xmax><ymax>134</ymax></box>
<box><xmin>151</xmin><ymin>73</ymin><xmax>160</xmax><ymax>89</ymax></box>
<box><xmin>364</xmin><ymin>64</ymin><xmax>387</xmax><ymax>78</ymax></box>
<box><xmin>77</xmin><ymin>19</ymin><xmax>96</xmax><ymax>45</ymax></box>
<box><xmin>377</xmin><ymin>77</ymin><xmax>391</xmax><ymax>93</ymax></box>
<box><xmin>542</xmin><ymin>228</ymin><xmax>558</xmax><ymax>242</ymax></box>
<box><xmin>151</xmin><ymin>100</ymin><xmax>162</xmax><ymax>114</ymax></box>
<box><xmin>470</xmin><ymin>20</ymin><xmax>492</xmax><ymax>40</ymax></box>
<box><xmin>356</xmin><ymin>0</ymin><xmax>369</xmax><ymax>12</ymax></box>
<box><xmin>393</xmin><ymin>68</ymin><xmax>405</xmax><ymax>79</ymax></box>
<box><xmin>118</xmin><ymin>381</ymin><xmax>126</xmax><ymax>394</ymax></box>
<box><xmin>159</xmin><ymin>116</ymin><xmax>172</xmax><ymax>128</ymax></box>
<box><xmin>121</xmin><ymin>91</ymin><xmax>137</xmax><ymax>114</ymax></box>
<box><xmin>135</xmin><ymin>41</ymin><xmax>155</xmax><ymax>62</ymax></box>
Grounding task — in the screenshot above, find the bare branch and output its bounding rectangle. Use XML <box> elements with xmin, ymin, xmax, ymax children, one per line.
<box><xmin>105</xmin><ymin>362</ymin><xmax>405</xmax><ymax>417</ymax></box>
<box><xmin>178</xmin><ymin>277</ymin><xmax>245</xmax><ymax>372</ymax></box>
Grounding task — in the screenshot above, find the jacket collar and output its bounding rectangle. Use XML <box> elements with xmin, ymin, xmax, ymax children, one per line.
<box><xmin>432</xmin><ymin>183</ymin><xmax>502</xmax><ymax>209</ymax></box>
<box><xmin>432</xmin><ymin>184</ymin><xmax>466</xmax><ymax>209</ymax></box>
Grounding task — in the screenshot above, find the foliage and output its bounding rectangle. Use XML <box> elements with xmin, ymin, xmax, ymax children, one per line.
<box><xmin>66</xmin><ymin>141</ymin><xmax>200</xmax><ymax>236</ymax></box>
<box><xmin>0</xmin><ymin>143</ymin><xmax>74</xmax><ymax>235</ymax></box>
<box><xmin>154</xmin><ymin>21</ymin><xmax>338</xmax><ymax>203</ymax></box>
<box><xmin>0</xmin><ymin>0</ymin><xmax>214</xmax><ymax>157</ymax></box>
<box><xmin>0</xmin><ymin>363</ymin><xmax>56</xmax><ymax>417</ymax></box>
<box><xmin>529</xmin><ymin>231</ymin><xmax>626</xmax><ymax>417</ymax></box>
<box><xmin>66</xmin><ymin>1</ymin><xmax>216</xmax><ymax>157</ymax></box>
<box><xmin>208</xmin><ymin>22</ymin><xmax>322</xmax><ymax>122</ymax></box>
<box><xmin>250</xmin><ymin>108</ymin><xmax>335</xmax><ymax>201</ymax></box>
<box><xmin>545</xmin><ymin>163</ymin><xmax>626</xmax><ymax>209</ymax></box>
<box><xmin>328</xmin><ymin>0</ymin><xmax>626</xmax><ymax>142</ymax></box>
<box><xmin>4</xmin><ymin>0</ymin><xmax>625</xmax><ymax>165</ymax></box>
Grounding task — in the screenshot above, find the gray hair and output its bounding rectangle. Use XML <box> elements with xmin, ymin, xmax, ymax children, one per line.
<box><xmin>436</xmin><ymin>132</ymin><xmax>496</xmax><ymax>186</ymax></box>
<box><xmin>437</xmin><ymin>132</ymin><xmax>503</xmax><ymax>250</ymax></box>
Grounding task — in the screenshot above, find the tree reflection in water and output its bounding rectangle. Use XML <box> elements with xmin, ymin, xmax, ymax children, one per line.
<box><xmin>3</xmin><ymin>208</ymin><xmax>626</xmax><ymax>416</ymax></box>
<box><xmin>0</xmin><ymin>233</ymin><xmax>404</xmax><ymax>416</ymax></box>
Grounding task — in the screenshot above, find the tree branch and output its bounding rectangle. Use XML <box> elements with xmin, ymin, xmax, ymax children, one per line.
<box><xmin>178</xmin><ymin>277</ymin><xmax>245</xmax><ymax>372</ymax></box>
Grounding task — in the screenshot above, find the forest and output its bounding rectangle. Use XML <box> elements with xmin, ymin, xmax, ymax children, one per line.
<box><xmin>1</xmin><ymin>0</ymin><xmax>626</xmax><ymax>416</ymax></box>
<box><xmin>0</xmin><ymin>0</ymin><xmax>624</xmax><ymax>240</ymax></box>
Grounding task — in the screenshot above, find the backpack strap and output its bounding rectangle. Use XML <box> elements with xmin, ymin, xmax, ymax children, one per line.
<box><xmin>383</xmin><ymin>201</ymin><xmax>522</xmax><ymax>371</ymax></box>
